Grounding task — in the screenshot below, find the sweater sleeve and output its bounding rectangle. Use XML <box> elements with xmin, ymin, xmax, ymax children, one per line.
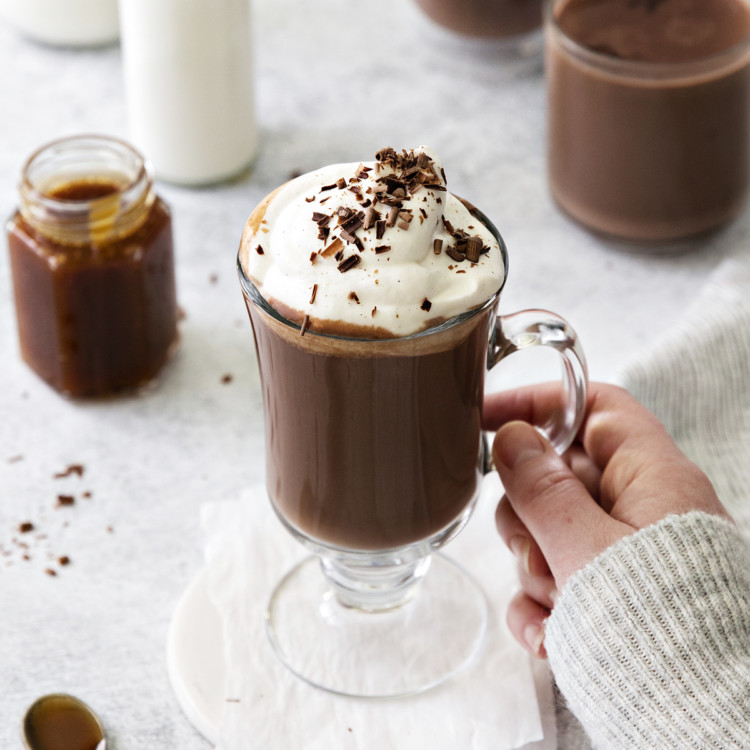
<box><xmin>544</xmin><ymin>511</ymin><xmax>750</xmax><ymax>750</ymax></box>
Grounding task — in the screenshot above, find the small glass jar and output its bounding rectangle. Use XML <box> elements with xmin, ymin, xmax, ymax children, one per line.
<box><xmin>6</xmin><ymin>134</ymin><xmax>178</xmax><ymax>397</ymax></box>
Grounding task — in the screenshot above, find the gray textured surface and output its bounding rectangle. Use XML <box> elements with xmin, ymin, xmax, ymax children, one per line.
<box><xmin>0</xmin><ymin>1</ymin><xmax>747</xmax><ymax>747</ymax></box>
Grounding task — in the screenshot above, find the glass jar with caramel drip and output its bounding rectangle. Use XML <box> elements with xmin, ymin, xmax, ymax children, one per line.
<box><xmin>6</xmin><ymin>134</ymin><xmax>178</xmax><ymax>397</ymax></box>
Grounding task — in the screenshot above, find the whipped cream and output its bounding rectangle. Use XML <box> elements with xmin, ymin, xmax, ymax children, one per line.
<box><xmin>239</xmin><ymin>146</ymin><xmax>505</xmax><ymax>338</ymax></box>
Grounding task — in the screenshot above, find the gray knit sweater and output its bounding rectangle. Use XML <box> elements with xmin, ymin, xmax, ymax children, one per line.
<box><xmin>550</xmin><ymin>252</ymin><xmax>750</xmax><ymax>749</ymax></box>
<box><xmin>546</xmin><ymin>512</ymin><xmax>750</xmax><ymax>749</ymax></box>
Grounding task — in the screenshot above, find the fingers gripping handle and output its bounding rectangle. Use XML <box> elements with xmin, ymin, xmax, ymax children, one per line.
<box><xmin>489</xmin><ymin>309</ymin><xmax>588</xmax><ymax>454</ymax></box>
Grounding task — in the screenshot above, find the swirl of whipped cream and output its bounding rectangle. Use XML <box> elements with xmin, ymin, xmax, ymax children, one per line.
<box><xmin>239</xmin><ymin>146</ymin><xmax>505</xmax><ymax>338</ymax></box>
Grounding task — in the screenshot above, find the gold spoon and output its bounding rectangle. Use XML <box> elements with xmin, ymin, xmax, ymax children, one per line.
<box><xmin>23</xmin><ymin>693</ymin><xmax>106</xmax><ymax>750</ymax></box>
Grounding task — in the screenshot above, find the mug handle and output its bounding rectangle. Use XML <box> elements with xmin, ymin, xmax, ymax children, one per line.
<box><xmin>488</xmin><ymin>309</ymin><xmax>588</xmax><ymax>454</ymax></box>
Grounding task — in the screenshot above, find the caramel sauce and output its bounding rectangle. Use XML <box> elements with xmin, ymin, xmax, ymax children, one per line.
<box><xmin>48</xmin><ymin>179</ymin><xmax>121</xmax><ymax>201</ymax></box>
<box><xmin>7</xmin><ymin>180</ymin><xmax>178</xmax><ymax>397</ymax></box>
<box><xmin>24</xmin><ymin>694</ymin><xmax>103</xmax><ymax>750</ymax></box>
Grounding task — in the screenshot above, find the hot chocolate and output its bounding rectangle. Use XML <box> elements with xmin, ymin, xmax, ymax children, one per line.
<box><xmin>547</xmin><ymin>0</ymin><xmax>750</xmax><ymax>242</ymax></box>
<box><xmin>245</xmin><ymin>294</ymin><xmax>493</xmax><ymax>550</ymax></box>
<box><xmin>238</xmin><ymin>147</ymin><xmax>506</xmax><ymax>551</ymax></box>
<box><xmin>413</xmin><ymin>0</ymin><xmax>543</xmax><ymax>40</ymax></box>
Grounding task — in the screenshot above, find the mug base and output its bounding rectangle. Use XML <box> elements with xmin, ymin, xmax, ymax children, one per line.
<box><xmin>266</xmin><ymin>553</ymin><xmax>488</xmax><ymax>698</ymax></box>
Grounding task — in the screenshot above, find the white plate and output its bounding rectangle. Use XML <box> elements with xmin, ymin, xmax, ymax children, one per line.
<box><xmin>166</xmin><ymin>569</ymin><xmax>224</xmax><ymax>745</ymax></box>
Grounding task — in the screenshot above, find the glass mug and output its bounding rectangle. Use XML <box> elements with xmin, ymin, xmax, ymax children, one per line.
<box><xmin>237</xmin><ymin>207</ymin><xmax>587</xmax><ymax>698</ymax></box>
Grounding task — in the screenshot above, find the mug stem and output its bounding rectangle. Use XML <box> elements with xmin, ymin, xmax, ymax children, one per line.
<box><xmin>320</xmin><ymin>553</ymin><xmax>432</xmax><ymax>612</ymax></box>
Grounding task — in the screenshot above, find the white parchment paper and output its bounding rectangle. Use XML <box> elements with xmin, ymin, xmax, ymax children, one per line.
<box><xmin>202</xmin><ymin>473</ymin><xmax>543</xmax><ymax>750</ymax></box>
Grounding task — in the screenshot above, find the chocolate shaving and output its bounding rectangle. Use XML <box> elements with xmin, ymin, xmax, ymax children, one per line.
<box><xmin>363</xmin><ymin>206</ymin><xmax>379</xmax><ymax>230</ymax></box>
<box><xmin>312</xmin><ymin>212</ymin><xmax>330</xmax><ymax>225</ymax></box>
<box><xmin>337</xmin><ymin>254</ymin><xmax>362</xmax><ymax>272</ymax></box>
<box><xmin>320</xmin><ymin>183</ymin><xmax>337</xmax><ymax>192</ymax></box>
<box><xmin>54</xmin><ymin>464</ymin><xmax>84</xmax><ymax>479</ymax></box>
<box><xmin>387</xmin><ymin>206</ymin><xmax>400</xmax><ymax>227</ymax></box>
<box><xmin>340</xmin><ymin>228</ymin><xmax>358</xmax><ymax>245</ymax></box>
<box><xmin>348</xmin><ymin>291</ymin><xmax>360</xmax><ymax>303</ymax></box>
<box><xmin>433</xmin><ymin>239</ymin><xmax>443</xmax><ymax>255</ymax></box>
<box><xmin>336</xmin><ymin>178</ymin><xmax>347</xmax><ymax>189</ymax></box>
<box><xmin>446</xmin><ymin>246</ymin><xmax>466</xmax><ymax>263</ymax></box>
<box><xmin>375</xmin><ymin>220</ymin><xmax>386</xmax><ymax>239</ymax></box>
<box><xmin>340</xmin><ymin>212</ymin><xmax>364</xmax><ymax>234</ymax></box>
<box><xmin>371</xmin><ymin>306</ymin><xmax>377</xmax><ymax>317</ymax></box>
<box><xmin>397</xmin><ymin>220</ymin><xmax>411</xmax><ymax>231</ymax></box>
<box><xmin>310</xmin><ymin>284</ymin><xmax>318</xmax><ymax>304</ymax></box>
<box><xmin>255</xmin><ymin>245</ymin><xmax>264</xmax><ymax>255</ymax></box>
<box><xmin>310</xmin><ymin>252</ymin><xmax>318</xmax><ymax>264</ymax></box>
<box><xmin>321</xmin><ymin>237</ymin><xmax>343</xmax><ymax>257</ymax></box>
<box><xmin>465</xmin><ymin>236</ymin><xmax>482</xmax><ymax>263</ymax></box>
<box><xmin>300</xmin><ymin>315</ymin><xmax>310</xmax><ymax>336</ymax></box>
<box><xmin>19</xmin><ymin>521</ymin><xmax>34</xmax><ymax>533</ymax></box>
<box><xmin>421</xmin><ymin>298</ymin><xmax>432</xmax><ymax>311</ymax></box>
<box><xmin>374</xmin><ymin>245</ymin><xmax>391</xmax><ymax>254</ymax></box>
<box><xmin>56</xmin><ymin>495</ymin><xmax>75</xmax><ymax>507</ymax></box>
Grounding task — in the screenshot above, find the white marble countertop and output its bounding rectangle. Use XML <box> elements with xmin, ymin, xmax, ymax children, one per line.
<box><xmin>0</xmin><ymin>1</ymin><xmax>746</xmax><ymax>747</ymax></box>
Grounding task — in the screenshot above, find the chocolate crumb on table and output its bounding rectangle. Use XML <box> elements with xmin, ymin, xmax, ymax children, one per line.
<box><xmin>53</xmin><ymin>464</ymin><xmax>84</xmax><ymax>479</ymax></box>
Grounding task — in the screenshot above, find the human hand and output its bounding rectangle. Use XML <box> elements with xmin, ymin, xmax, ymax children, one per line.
<box><xmin>484</xmin><ymin>382</ymin><xmax>729</xmax><ymax>658</ymax></box>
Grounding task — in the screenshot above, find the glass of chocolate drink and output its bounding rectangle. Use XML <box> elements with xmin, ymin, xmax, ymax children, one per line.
<box><xmin>237</xmin><ymin>147</ymin><xmax>587</xmax><ymax>697</ymax></box>
<box><xmin>412</xmin><ymin>0</ymin><xmax>544</xmax><ymax>58</ymax></box>
<box><xmin>546</xmin><ymin>0</ymin><xmax>750</xmax><ymax>244</ymax></box>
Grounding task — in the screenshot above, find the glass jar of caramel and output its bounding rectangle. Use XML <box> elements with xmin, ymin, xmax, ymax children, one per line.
<box><xmin>6</xmin><ymin>134</ymin><xmax>178</xmax><ymax>397</ymax></box>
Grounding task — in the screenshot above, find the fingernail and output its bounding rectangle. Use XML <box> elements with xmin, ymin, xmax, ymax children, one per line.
<box><xmin>509</xmin><ymin>535</ymin><xmax>531</xmax><ymax>575</ymax></box>
<box><xmin>523</xmin><ymin>623</ymin><xmax>545</xmax><ymax>656</ymax></box>
<box><xmin>494</xmin><ymin>422</ymin><xmax>546</xmax><ymax>469</ymax></box>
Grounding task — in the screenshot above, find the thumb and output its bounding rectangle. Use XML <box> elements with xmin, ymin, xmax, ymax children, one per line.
<box><xmin>493</xmin><ymin>421</ymin><xmax>630</xmax><ymax>585</ymax></box>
